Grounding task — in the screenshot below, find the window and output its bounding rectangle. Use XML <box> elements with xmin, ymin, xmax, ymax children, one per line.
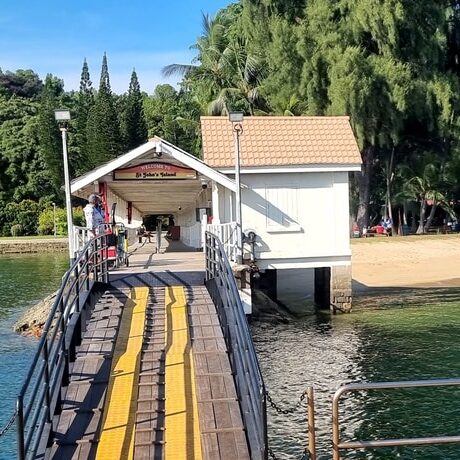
<box><xmin>265</xmin><ymin>186</ymin><xmax>301</xmax><ymax>232</ymax></box>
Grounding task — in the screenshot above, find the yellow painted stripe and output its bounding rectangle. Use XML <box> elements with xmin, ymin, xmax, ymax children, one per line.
<box><xmin>165</xmin><ymin>286</ymin><xmax>202</xmax><ymax>460</ymax></box>
<box><xmin>96</xmin><ymin>287</ymin><xmax>148</xmax><ymax>460</ymax></box>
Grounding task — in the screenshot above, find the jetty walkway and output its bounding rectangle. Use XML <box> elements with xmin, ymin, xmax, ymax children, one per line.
<box><xmin>16</xmin><ymin>233</ymin><xmax>266</xmax><ymax>460</ymax></box>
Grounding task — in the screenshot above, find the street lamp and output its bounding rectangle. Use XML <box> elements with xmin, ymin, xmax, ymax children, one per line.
<box><xmin>52</xmin><ymin>202</ymin><xmax>56</xmax><ymax>238</ymax></box>
<box><xmin>54</xmin><ymin>109</ymin><xmax>74</xmax><ymax>262</ymax></box>
<box><xmin>229</xmin><ymin>111</ymin><xmax>244</xmax><ymax>264</ymax></box>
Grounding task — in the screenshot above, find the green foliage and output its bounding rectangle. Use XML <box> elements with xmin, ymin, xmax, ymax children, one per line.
<box><xmin>10</xmin><ymin>224</ymin><xmax>24</xmax><ymax>237</ymax></box>
<box><xmin>73</xmin><ymin>207</ymin><xmax>85</xmax><ymax>227</ymax></box>
<box><xmin>73</xmin><ymin>59</ymin><xmax>95</xmax><ymax>175</ymax></box>
<box><xmin>0</xmin><ymin>199</ymin><xmax>41</xmax><ymax>236</ymax></box>
<box><xmin>0</xmin><ymin>69</ymin><xmax>43</xmax><ymax>98</ymax></box>
<box><xmin>121</xmin><ymin>70</ymin><xmax>148</xmax><ymax>151</ymax></box>
<box><xmin>86</xmin><ymin>54</ymin><xmax>122</xmax><ymax>168</ymax></box>
<box><xmin>143</xmin><ymin>84</ymin><xmax>202</xmax><ymax>156</ymax></box>
<box><xmin>37</xmin><ymin>74</ymin><xmax>64</xmax><ymax>192</ymax></box>
<box><xmin>37</xmin><ymin>206</ymin><xmax>85</xmax><ymax>236</ymax></box>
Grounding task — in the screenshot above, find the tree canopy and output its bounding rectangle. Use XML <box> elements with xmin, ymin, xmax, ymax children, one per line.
<box><xmin>2</xmin><ymin>1</ymin><xmax>460</xmax><ymax>235</ymax></box>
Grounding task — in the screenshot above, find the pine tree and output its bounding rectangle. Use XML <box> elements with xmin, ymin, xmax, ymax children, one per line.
<box><xmin>121</xmin><ymin>69</ymin><xmax>148</xmax><ymax>151</ymax></box>
<box><xmin>86</xmin><ymin>53</ymin><xmax>122</xmax><ymax>167</ymax></box>
<box><xmin>37</xmin><ymin>74</ymin><xmax>64</xmax><ymax>192</ymax></box>
<box><xmin>73</xmin><ymin>58</ymin><xmax>94</xmax><ymax>175</ymax></box>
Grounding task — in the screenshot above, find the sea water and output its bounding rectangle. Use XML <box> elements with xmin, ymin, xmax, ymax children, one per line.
<box><xmin>252</xmin><ymin>300</ymin><xmax>460</xmax><ymax>459</ymax></box>
<box><xmin>0</xmin><ymin>253</ymin><xmax>67</xmax><ymax>459</ymax></box>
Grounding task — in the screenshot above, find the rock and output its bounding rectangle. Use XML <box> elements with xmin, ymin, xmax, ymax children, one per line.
<box><xmin>13</xmin><ymin>291</ymin><xmax>57</xmax><ymax>335</ymax></box>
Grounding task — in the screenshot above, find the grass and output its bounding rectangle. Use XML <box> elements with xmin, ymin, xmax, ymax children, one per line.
<box><xmin>0</xmin><ymin>235</ymin><xmax>67</xmax><ymax>241</ymax></box>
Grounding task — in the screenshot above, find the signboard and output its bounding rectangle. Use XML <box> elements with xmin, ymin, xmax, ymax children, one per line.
<box><xmin>113</xmin><ymin>162</ymin><xmax>197</xmax><ymax>180</ymax></box>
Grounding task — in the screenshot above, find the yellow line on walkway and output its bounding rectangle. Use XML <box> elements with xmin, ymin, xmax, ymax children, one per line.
<box><xmin>96</xmin><ymin>287</ymin><xmax>148</xmax><ymax>460</ymax></box>
<box><xmin>165</xmin><ymin>286</ymin><xmax>202</xmax><ymax>460</ymax></box>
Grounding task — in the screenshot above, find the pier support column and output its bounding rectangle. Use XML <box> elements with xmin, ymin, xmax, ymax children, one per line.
<box><xmin>314</xmin><ymin>267</ymin><xmax>330</xmax><ymax>309</ymax></box>
<box><xmin>330</xmin><ymin>265</ymin><xmax>352</xmax><ymax>313</ymax></box>
<box><xmin>254</xmin><ymin>269</ymin><xmax>277</xmax><ymax>302</ymax></box>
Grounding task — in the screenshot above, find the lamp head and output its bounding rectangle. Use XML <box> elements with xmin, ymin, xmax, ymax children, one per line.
<box><xmin>54</xmin><ymin>109</ymin><xmax>71</xmax><ymax>122</ymax></box>
<box><xmin>229</xmin><ymin>112</ymin><xmax>244</xmax><ymax>123</ymax></box>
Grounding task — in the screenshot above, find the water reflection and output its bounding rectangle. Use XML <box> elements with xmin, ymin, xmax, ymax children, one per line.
<box><xmin>251</xmin><ymin>302</ymin><xmax>460</xmax><ymax>459</ymax></box>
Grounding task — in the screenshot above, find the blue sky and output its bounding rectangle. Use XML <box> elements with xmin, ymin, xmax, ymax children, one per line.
<box><xmin>0</xmin><ymin>0</ymin><xmax>232</xmax><ymax>93</ymax></box>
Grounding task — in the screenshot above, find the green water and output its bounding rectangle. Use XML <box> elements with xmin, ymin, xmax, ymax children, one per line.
<box><xmin>0</xmin><ymin>253</ymin><xmax>68</xmax><ymax>460</ymax></box>
<box><xmin>1</xmin><ymin>255</ymin><xmax>460</xmax><ymax>459</ymax></box>
<box><xmin>251</xmin><ymin>302</ymin><xmax>460</xmax><ymax>459</ymax></box>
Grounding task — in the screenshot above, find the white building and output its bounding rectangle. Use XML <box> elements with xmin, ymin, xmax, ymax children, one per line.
<box><xmin>70</xmin><ymin>116</ymin><xmax>361</xmax><ymax>312</ymax></box>
<box><xmin>201</xmin><ymin>116</ymin><xmax>362</xmax><ymax>312</ymax></box>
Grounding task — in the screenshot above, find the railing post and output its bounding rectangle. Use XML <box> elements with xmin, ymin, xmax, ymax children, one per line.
<box><xmin>104</xmin><ymin>234</ymin><xmax>109</xmax><ymax>284</ymax></box>
<box><xmin>85</xmin><ymin>248</ymin><xmax>90</xmax><ymax>290</ymax></box>
<box><xmin>74</xmin><ymin>265</ymin><xmax>80</xmax><ymax>313</ymax></box>
<box><xmin>59</xmin><ymin>298</ymin><xmax>70</xmax><ymax>387</ymax></box>
<box><xmin>94</xmin><ymin>238</ymin><xmax>99</xmax><ymax>282</ymax></box>
<box><xmin>42</xmin><ymin>340</ymin><xmax>52</xmax><ymax>424</ymax></box>
<box><xmin>307</xmin><ymin>387</ymin><xmax>317</xmax><ymax>460</ymax></box>
<box><xmin>16</xmin><ymin>395</ymin><xmax>25</xmax><ymax>460</ymax></box>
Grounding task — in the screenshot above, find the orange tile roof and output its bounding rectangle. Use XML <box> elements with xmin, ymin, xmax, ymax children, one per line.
<box><xmin>201</xmin><ymin>116</ymin><xmax>362</xmax><ymax>168</ymax></box>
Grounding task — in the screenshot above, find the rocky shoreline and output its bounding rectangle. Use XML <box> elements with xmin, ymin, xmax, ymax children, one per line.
<box><xmin>0</xmin><ymin>238</ymin><xmax>68</xmax><ymax>254</ymax></box>
<box><xmin>13</xmin><ymin>291</ymin><xmax>57</xmax><ymax>336</ymax></box>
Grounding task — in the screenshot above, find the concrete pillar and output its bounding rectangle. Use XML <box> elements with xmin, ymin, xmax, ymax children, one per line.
<box><xmin>314</xmin><ymin>267</ymin><xmax>330</xmax><ymax>309</ymax></box>
<box><xmin>330</xmin><ymin>265</ymin><xmax>352</xmax><ymax>313</ymax></box>
<box><xmin>254</xmin><ymin>269</ymin><xmax>277</xmax><ymax>302</ymax></box>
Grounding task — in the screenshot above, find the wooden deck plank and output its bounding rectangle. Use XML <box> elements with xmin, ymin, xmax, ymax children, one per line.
<box><xmin>133</xmin><ymin>287</ymin><xmax>166</xmax><ymax>460</ymax></box>
<box><xmin>49</xmin><ymin>288</ymin><xmax>129</xmax><ymax>460</ymax></box>
<box><xmin>47</xmin><ymin>250</ymin><xmax>250</xmax><ymax>460</ymax></box>
<box><xmin>187</xmin><ymin>286</ymin><xmax>250</xmax><ymax>460</ymax></box>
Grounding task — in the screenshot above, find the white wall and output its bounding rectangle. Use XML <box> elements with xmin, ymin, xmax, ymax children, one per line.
<box><xmin>215</xmin><ymin>171</ymin><xmax>352</xmax><ymax>269</ymax></box>
<box><xmin>175</xmin><ymin>207</ymin><xmax>202</xmax><ymax>249</ymax></box>
<box><xmin>105</xmin><ymin>186</ymin><xmax>143</xmax><ymax>228</ymax></box>
<box><xmin>212</xmin><ymin>182</ymin><xmax>234</xmax><ymax>224</ymax></box>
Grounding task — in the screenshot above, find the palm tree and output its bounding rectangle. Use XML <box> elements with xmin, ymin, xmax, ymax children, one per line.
<box><xmin>162</xmin><ymin>11</ymin><xmax>267</xmax><ymax>115</ymax></box>
<box><xmin>400</xmin><ymin>154</ymin><xmax>454</xmax><ymax>233</ymax></box>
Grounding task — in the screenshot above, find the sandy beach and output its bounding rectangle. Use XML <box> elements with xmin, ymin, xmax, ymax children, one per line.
<box><xmin>351</xmin><ymin>234</ymin><xmax>460</xmax><ymax>308</ymax></box>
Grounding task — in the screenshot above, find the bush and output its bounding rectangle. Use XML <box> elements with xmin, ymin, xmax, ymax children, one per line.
<box><xmin>38</xmin><ymin>206</ymin><xmax>86</xmax><ymax>236</ymax></box>
<box><xmin>73</xmin><ymin>207</ymin><xmax>85</xmax><ymax>227</ymax></box>
<box><xmin>10</xmin><ymin>224</ymin><xmax>24</xmax><ymax>237</ymax></box>
<box><xmin>1</xmin><ymin>200</ymin><xmax>40</xmax><ymax>235</ymax></box>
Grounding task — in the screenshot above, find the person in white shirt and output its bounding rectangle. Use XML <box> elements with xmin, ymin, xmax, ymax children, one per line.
<box><xmin>84</xmin><ymin>194</ymin><xmax>105</xmax><ymax>235</ymax></box>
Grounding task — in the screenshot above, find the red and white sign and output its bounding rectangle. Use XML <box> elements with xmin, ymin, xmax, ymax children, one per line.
<box><xmin>113</xmin><ymin>162</ymin><xmax>197</xmax><ymax>180</ymax></box>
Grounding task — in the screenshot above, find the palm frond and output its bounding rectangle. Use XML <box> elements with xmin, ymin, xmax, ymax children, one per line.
<box><xmin>162</xmin><ymin>64</ymin><xmax>196</xmax><ymax>78</ymax></box>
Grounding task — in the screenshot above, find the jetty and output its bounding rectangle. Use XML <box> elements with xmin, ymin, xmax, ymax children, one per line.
<box><xmin>15</xmin><ymin>232</ymin><xmax>266</xmax><ymax>460</ymax></box>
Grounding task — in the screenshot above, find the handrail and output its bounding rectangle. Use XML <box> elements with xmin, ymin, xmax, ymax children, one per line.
<box><xmin>205</xmin><ymin>230</ymin><xmax>267</xmax><ymax>460</ymax></box>
<box><xmin>332</xmin><ymin>378</ymin><xmax>460</xmax><ymax>460</ymax></box>
<box><xmin>72</xmin><ymin>225</ymin><xmax>92</xmax><ymax>257</ymax></box>
<box><xmin>206</xmin><ymin>222</ymin><xmax>238</xmax><ymax>262</ymax></box>
<box><xmin>16</xmin><ymin>233</ymin><xmax>110</xmax><ymax>460</ymax></box>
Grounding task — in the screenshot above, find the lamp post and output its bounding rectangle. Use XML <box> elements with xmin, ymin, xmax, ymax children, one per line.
<box><xmin>229</xmin><ymin>112</ymin><xmax>244</xmax><ymax>264</ymax></box>
<box><xmin>52</xmin><ymin>202</ymin><xmax>56</xmax><ymax>238</ymax></box>
<box><xmin>54</xmin><ymin>109</ymin><xmax>74</xmax><ymax>262</ymax></box>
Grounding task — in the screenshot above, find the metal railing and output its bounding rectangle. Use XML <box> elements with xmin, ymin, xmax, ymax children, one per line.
<box><xmin>16</xmin><ymin>233</ymin><xmax>110</xmax><ymax>460</ymax></box>
<box><xmin>206</xmin><ymin>222</ymin><xmax>239</xmax><ymax>262</ymax></box>
<box><xmin>72</xmin><ymin>225</ymin><xmax>92</xmax><ymax>257</ymax></box>
<box><xmin>205</xmin><ymin>230</ymin><xmax>267</xmax><ymax>460</ymax></box>
<box><xmin>332</xmin><ymin>378</ymin><xmax>460</xmax><ymax>460</ymax></box>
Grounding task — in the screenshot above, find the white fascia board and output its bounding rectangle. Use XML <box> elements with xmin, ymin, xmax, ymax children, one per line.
<box><xmin>218</xmin><ymin>164</ymin><xmax>362</xmax><ymax>174</ymax></box>
<box><xmin>70</xmin><ymin>141</ymin><xmax>158</xmax><ymax>193</ymax></box>
<box><xmin>159</xmin><ymin>138</ymin><xmax>237</xmax><ymax>192</ymax></box>
<box><xmin>257</xmin><ymin>254</ymin><xmax>352</xmax><ymax>270</ymax></box>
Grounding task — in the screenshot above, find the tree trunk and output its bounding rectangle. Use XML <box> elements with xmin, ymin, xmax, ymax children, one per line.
<box><xmin>385</xmin><ymin>148</ymin><xmax>395</xmax><ymax>222</ymax></box>
<box><xmin>424</xmin><ymin>202</ymin><xmax>437</xmax><ymax>232</ymax></box>
<box><xmin>356</xmin><ymin>146</ymin><xmax>374</xmax><ymax>230</ymax></box>
<box><xmin>416</xmin><ymin>200</ymin><xmax>427</xmax><ymax>234</ymax></box>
